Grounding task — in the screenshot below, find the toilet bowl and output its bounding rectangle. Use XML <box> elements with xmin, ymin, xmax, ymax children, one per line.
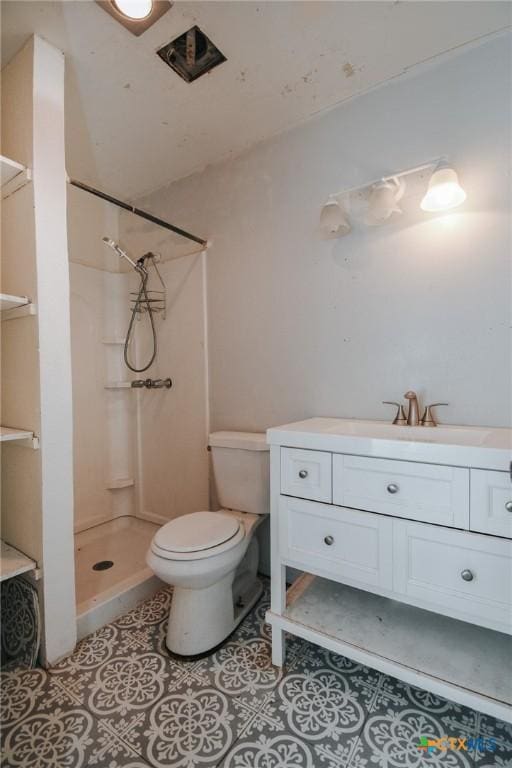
<box><xmin>147</xmin><ymin>431</ymin><xmax>269</xmax><ymax>656</ymax></box>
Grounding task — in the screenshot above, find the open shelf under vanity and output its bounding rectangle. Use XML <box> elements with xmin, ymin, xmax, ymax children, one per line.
<box><xmin>268</xmin><ymin>573</ymin><xmax>512</xmax><ymax>722</ymax></box>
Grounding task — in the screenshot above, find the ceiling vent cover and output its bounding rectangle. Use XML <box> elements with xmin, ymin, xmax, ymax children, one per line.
<box><xmin>157</xmin><ymin>26</ymin><xmax>226</xmax><ymax>82</ymax></box>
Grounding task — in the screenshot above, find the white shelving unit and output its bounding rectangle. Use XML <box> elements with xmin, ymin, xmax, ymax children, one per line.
<box><xmin>0</xmin><ymin>426</ymin><xmax>39</xmax><ymax>449</ymax></box>
<box><xmin>1</xmin><ymin>154</ymin><xmax>32</xmax><ymax>199</ymax></box>
<box><xmin>0</xmin><ymin>539</ymin><xmax>37</xmax><ymax>582</ymax></box>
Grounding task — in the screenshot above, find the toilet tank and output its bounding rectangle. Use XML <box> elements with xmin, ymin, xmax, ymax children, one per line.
<box><xmin>209</xmin><ymin>431</ymin><xmax>270</xmax><ymax>515</ymax></box>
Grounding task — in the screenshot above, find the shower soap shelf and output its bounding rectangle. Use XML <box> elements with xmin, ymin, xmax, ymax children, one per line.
<box><xmin>104</xmin><ymin>381</ymin><xmax>132</xmax><ymax>390</ymax></box>
<box><xmin>107</xmin><ymin>477</ymin><xmax>135</xmax><ymax>490</ymax></box>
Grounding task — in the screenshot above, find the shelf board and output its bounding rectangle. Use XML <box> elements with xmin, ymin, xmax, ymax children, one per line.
<box><xmin>2</xmin><ymin>303</ymin><xmax>37</xmax><ymax>321</ymax></box>
<box><xmin>268</xmin><ymin>575</ymin><xmax>512</xmax><ymax>722</ymax></box>
<box><xmin>0</xmin><ymin>426</ymin><xmax>39</xmax><ymax>448</ymax></box>
<box><xmin>107</xmin><ymin>477</ymin><xmax>135</xmax><ymax>490</ymax></box>
<box><xmin>1</xmin><ymin>539</ymin><xmax>36</xmax><ymax>582</ymax></box>
<box><xmin>0</xmin><ymin>293</ymin><xmax>29</xmax><ymax>311</ymax></box>
<box><xmin>104</xmin><ymin>381</ymin><xmax>132</xmax><ymax>390</ymax></box>
<box><xmin>1</xmin><ymin>426</ymin><xmax>33</xmax><ymax>442</ymax></box>
<box><xmin>0</xmin><ymin>293</ymin><xmax>36</xmax><ymax>321</ymax></box>
<box><xmin>1</xmin><ymin>154</ymin><xmax>31</xmax><ymax>198</ymax></box>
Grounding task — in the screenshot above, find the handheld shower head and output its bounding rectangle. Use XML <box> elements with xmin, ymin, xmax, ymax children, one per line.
<box><xmin>102</xmin><ymin>237</ymin><xmax>138</xmax><ymax>270</ymax></box>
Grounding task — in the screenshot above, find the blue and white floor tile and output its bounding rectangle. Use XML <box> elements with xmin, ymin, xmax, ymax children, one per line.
<box><xmin>1</xmin><ymin>582</ymin><xmax>511</xmax><ymax>768</ymax></box>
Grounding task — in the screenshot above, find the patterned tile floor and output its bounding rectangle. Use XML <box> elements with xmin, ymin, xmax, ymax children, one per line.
<box><xmin>1</xmin><ymin>581</ymin><xmax>511</xmax><ymax>768</ymax></box>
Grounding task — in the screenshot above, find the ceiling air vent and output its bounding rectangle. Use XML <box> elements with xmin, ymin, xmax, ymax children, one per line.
<box><xmin>157</xmin><ymin>26</ymin><xmax>226</xmax><ymax>82</ymax></box>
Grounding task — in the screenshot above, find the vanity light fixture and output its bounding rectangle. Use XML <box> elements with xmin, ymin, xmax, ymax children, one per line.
<box><xmin>319</xmin><ymin>197</ymin><xmax>351</xmax><ymax>238</ymax></box>
<box><xmin>96</xmin><ymin>0</ymin><xmax>172</xmax><ymax>35</ymax></box>
<box><xmin>420</xmin><ymin>161</ymin><xmax>467</xmax><ymax>212</ymax></box>
<box><xmin>321</xmin><ymin>158</ymin><xmax>467</xmax><ymax>237</ymax></box>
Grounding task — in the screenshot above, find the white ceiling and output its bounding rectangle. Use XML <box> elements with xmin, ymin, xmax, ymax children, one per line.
<box><xmin>1</xmin><ymin>1</ymin><xmax>510</xmax><ymax>199</ymax></box>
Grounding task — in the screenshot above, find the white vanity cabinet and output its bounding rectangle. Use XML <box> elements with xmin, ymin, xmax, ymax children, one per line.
<box><xmin>266</xmin><ymin>418</ymin><xmax>512</xmax><ymax>722</ymax></box>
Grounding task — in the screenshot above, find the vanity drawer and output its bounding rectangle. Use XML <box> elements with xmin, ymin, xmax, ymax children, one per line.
<box><xmin>281</xmin><ymin>448</ymin><xmax>332</xmax><ymax>502</ymax></box>
<box><xmin>278</xmin><ymin>495</ymin><xmax>393</xmax><ymax>589</ymax></box>
<box><xmin>393</xmin><ymin>519</ymin><xmax>512</xmax><ymax>633</ymax></box>
<box><xmin>333</xmin><ymin>454</ymin><xmax>469</xmax><ymax>528</ymax></box>
<box><xmin>470</xmin><ymin>469</ymin><xmax>512</xmax><ymax>539</ymax></box>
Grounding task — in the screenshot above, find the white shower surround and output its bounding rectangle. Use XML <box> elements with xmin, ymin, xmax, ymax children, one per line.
<box><xmin>68</xmin><ymin>192</ymin><xmax>209</xmax><ymax>534</ymax></box>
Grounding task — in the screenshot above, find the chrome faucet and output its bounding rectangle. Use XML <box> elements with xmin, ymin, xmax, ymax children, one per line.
<box><xmin>404</xmin><ymin>391</ymin><xmax>420</xmax><ymax>426</ymax></box>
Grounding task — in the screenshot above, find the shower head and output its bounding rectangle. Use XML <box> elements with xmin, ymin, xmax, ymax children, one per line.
<box><xmin>102</xmin><ymin>237</ymin><xmax>138</xmax><ymax>270</ymax></box>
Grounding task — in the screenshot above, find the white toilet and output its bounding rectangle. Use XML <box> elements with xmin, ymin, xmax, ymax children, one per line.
<box><xmin>146</xmin><ymin>431</ymin><xmax>269</xmax><ymax>656</ymax></box>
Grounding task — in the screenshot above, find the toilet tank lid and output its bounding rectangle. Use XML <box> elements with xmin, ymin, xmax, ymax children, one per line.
<box><xmin>208</xmin><ymin>431</ymin><xmax>269</xmax><ymax>451</ymax></box>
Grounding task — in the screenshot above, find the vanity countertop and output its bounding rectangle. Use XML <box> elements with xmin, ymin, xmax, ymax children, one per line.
<box><xmin>267</xmin><ymin>417</ymin><xmax>512</xmax><ymax>471</ymax></box>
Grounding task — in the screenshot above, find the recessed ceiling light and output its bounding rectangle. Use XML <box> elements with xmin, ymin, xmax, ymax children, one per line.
<box><xmin>113</xmin><ymin>0</ymin><xmax>153</xmax><ymax>19</ymax></box>
<box><xmin>96</xmin><ymin>0</ymin><xmax>172</xmax><ymax>36</ymax></box>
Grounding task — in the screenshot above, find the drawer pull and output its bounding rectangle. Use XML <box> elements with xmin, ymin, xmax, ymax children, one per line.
<box><xmin>386</xmin><ymin>483</ymin><xmax>399</xmax><ymax>494</ymax></box>
<box><xmin>298</xmin><ymin>469</ymin><xmax>308</xmax><ymax>479</ymax></box>
<box><xmin>505</xmin><ymin>501</ymin><xmax>512</xmax><ymax>513</ymax></box>
<box><xmin>461</xmin><ymin>569</ymin><xmax>474</xmax><ymax>582</ymax></box>
<box><xmin>324</xmin><ymin>535</ymin><xmax>334</xmax><ymax>546</ymax></box>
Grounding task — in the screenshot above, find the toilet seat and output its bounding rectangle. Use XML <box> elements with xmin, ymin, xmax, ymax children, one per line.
<box><xmin>151</xmin><ymin>511</ymin><xmax>245</xmax><ymax>561</ymax></box>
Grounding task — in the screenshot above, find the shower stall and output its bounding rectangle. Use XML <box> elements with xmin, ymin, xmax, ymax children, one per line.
<box><xmin>67</xmin><ymin>185</ymin><xmax>210</xmax><ymax>638</ymax></box>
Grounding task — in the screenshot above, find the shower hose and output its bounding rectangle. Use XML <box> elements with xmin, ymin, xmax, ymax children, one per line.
<box><xmin>124</xmin><ymin>266</ymin><xmax>157</xmax><ymax>372</ymax></box>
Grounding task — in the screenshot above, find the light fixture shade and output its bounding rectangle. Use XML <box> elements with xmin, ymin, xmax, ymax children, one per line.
<box><xmin>421</xmin><ymin>165</ymin><xmax>466</xmax><ymax>212</ymax></box>
<box><xmin>96</xmin><ymin>0</ymin><xmax>172</xmax><ymax>36</ymax></box>
<box><xmin>366</xmin><ymin>180</ymin><xmax>403</xmax><ymax>226</ymax></box>
<box><xmin>319</xmin><ymin>198</ymin><xmax>351</xmax><ymax>238</ymax></box>
<box><xmin>113</xmin><ymin>0</ymin><xmax>153</xmax><ymax>18</ymax></box>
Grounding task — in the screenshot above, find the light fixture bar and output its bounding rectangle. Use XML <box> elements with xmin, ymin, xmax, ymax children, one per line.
<box><xmin>329</xmin><ymin>158</ymin><xmax>444</xmax><ymax>200</ymax></box>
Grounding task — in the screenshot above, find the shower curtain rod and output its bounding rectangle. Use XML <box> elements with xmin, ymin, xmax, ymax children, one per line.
<box><xmin>68</xmin><ymin>178</ymin><xmax>208</xmax><ymax>246</ymax></box>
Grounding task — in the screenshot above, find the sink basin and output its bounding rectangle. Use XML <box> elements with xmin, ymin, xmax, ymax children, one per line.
<box><xmin>268</xmin><ymin>417</ymin><xmax>511</xmax><ymax>474</ymax></box>
<box><xmin>323</xmin><ymin>419</ymin><xmax>491</xmax><ymax>446</ymax></box>
<box><xmin>268</xmin><ymin>417</ymin><xmax>511</xmax><ymax>471</ymax></box>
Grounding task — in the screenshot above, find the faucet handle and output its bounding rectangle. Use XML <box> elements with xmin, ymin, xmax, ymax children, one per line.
<box><xmin>383</xmin><ymin>401</ymin><xmax>407</xmax><ymax>425</ymax></box>
<box><xmin>421</xmin><ymin>403</ymin><xmax>448</xmax><ymax>427</ymax></box>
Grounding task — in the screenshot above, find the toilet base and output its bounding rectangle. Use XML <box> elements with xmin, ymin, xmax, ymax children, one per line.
<box><xmin>166</xmin><ymin>575</ymin><xmax>263</xmax><ymax>656</ymax></box>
